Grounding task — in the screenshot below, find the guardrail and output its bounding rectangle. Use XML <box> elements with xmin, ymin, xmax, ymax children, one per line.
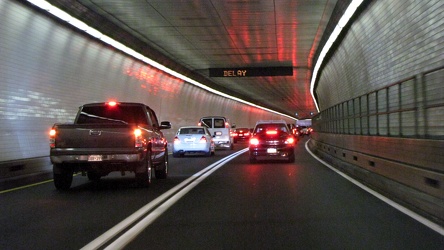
<box><xmin>0</xmin><ymin>157</ymin><xmax>52</xmax><ymax>183</ymax></box>
<box><xmin>310</xmin><ymin>66</ymin><xmax>444</xmax><ymax>225</ymax></box>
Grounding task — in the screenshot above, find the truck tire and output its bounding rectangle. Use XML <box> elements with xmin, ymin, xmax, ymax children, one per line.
<box><xmin>87</xmin><ymin>171</ymin><xmax>101</xmax><ymax>181</ymax></box>
<box><xmin>136</xmin><ymin>151</ymin><xmax>152</xmax><ymax>187</ymax></box>
<box><xmin>53</xmin><ymin>164</ymin><xmax>73</xmax><ymax>190</ymax></box>
<box><xmin>155</xmin><ymin>148</ymin><xmax>168</xmax><ymax>179</ymax></box>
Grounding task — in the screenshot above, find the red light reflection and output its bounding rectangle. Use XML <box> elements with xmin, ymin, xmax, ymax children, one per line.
<box><xmin>125</xmin><ymin>66</ymin><xmax>183</xmax><ymax>97</ymax></box>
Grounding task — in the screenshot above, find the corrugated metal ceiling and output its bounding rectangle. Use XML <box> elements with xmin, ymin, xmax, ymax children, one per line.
<box><xmin>54</xmin><ymin>0</ymin><xmax>340</xmax><ymax>118</ymax></box>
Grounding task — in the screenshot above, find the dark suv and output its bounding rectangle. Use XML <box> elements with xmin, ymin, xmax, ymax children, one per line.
<box><xmin>249</xmin><ymin>120</ymin><xmax>296</xmax><ymax>163</ymax></box>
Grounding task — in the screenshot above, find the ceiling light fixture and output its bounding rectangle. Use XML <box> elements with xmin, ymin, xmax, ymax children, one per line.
<box><xmin>310</xmin><ymin>0</ymin><xmax>365</xmax><ymax>112</ymax></box>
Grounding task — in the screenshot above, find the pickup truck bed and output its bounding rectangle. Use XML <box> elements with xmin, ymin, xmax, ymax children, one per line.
<box><xmin>49</xmin><ymin>102</ymin><xmax>171</xmax><ymax>190</ymax></box>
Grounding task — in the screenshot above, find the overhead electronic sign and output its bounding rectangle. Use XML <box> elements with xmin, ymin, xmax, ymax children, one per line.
<box><xmin>209</xmin><ymin>66</ymin><xmax>293</xmax><ymax>77</ymax></box>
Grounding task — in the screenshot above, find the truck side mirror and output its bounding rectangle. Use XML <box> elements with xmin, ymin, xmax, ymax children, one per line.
<box><xmin>159</xmin><ymin>121</ymin><xmax>172</xmax><ymax>129</ymax></box>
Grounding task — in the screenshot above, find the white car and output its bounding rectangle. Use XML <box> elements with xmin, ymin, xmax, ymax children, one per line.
<box><xmin>172</xmin><ymin>126</ymin><xmax>215</xmax><ymax>157</ymax></box>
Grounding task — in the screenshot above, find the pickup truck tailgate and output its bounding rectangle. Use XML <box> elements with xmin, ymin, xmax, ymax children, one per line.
<box><xmin>54</xmin><ymin>125</ymin><xmax>136</xmax><ymax>148</ymax></box>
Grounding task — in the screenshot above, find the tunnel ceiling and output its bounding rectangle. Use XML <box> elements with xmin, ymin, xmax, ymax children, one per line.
<box><xmin>51</xmin><ymin>0</ymin><xmax>340</xmax><ymax>118</ymax></box>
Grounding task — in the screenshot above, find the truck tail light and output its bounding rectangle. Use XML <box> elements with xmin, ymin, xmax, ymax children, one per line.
<box><xmin>107</xmin><ymin>101</ymin><xmax>118</xmax><ymax>107</ymax></box>
<box><xmin>134</xmin><ymin>129</ymin><xmax>143</xmax><ymax>147</ymax></box>
<box><xmin>49</xmin><ymin>129</ymin><xmax>56</xmax><ymax>148</ymax></box>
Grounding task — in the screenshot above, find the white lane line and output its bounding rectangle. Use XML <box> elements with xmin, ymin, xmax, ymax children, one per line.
<box><xmin>81</xmin><ymin>148</ymin><xmax>249</xmax><ymax>250</ymax></box>
<box><xmin>305</xmin><ymin>140</ymin><xmax>444</xmax><ymax>236</ymax></box>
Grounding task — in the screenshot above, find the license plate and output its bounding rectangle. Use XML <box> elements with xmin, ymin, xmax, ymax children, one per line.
<box><xmin>267</xmin><ymin>148</ymin><xmax>277</xmax><ymax>154</ymax></box>
<box><xmin>184</xmin><ymin>138</ymin><xmax>194</xmax><ymax>142</ymax></box>
<box><xmin>88</xmin><ymin>155</ymin><xmax>103</xmax><ymax>161</ymax></box>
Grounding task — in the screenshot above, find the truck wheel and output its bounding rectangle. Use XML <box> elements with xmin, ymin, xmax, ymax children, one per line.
<box><xmin>87</xmin><ymin>171</ymin><xmax>101</xmax><ymax>181</ymax></box>
<box><xmin>136</xmin><ymin>151</ymin><xmax>152</xmax><ymax>187</ymax></box>
<box><xmin>53</xmin><ymin>164</ymin><xmax>73</xmax><ymax>190</ymax></box>
<box><xmin>155</xmin><ymin>148</ymin><xmax>168</xmax><ymax>179</ymax></box>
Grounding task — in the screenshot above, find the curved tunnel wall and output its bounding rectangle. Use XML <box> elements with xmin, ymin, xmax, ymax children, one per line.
<box><xmin>312</xmin><ymin>0</ymin><xmax>443</xmax><ymax>223</ymax></box>
<box><xmin>0</xmin><ymin>0</ymin><xmax>291</xmax><ymax>176</ymax></box>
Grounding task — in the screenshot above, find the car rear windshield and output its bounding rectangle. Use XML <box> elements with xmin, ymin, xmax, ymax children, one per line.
<box><xmin>76</xmin><ymin>105</ymin><xmax>147</xmax><ymax>124</ymax></box>
<box><xmin>255</xmin><ymin>124</ymin><xmax>289</xmax><ymax>134</ymax></box>
<box><xmin>180</xmin><ymin>128</ymin><xmax>205</xmax><ymax>135</ymax></box>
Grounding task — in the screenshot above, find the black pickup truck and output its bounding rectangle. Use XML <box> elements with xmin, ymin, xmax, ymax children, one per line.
<box><xmin>49</xmin><ymin>102</ymin><xmax>171</xmax><ymax>190</ymax></box>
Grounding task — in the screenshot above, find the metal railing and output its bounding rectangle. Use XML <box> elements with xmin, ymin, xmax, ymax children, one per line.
<box><xmin>313</xmin><ymin>66</ymin><xmax>444</xmax><ymax>139</ymax></box>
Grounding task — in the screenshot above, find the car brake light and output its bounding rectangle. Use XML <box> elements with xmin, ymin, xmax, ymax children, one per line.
<box><xmin>49</xmin><ymin>129</ymin><xmax>56</xmax><ymax>148</ymax></box>
<box><xmin>285</xmin><ymin>137</ymin><xmax>295</xmax><ymax>144</ymax></box>
<box><xmin>250</xmin><ymin>137</ymin><xmax>259</xmax><ymax>145</ymax></box>
<box><xmin>173</xmin><ymin>136</ymin><xmax>180</xmax><ymax>144</ymax></box>
<box><xmin>266</xmin><ymin>130</ymin><xmax>278</xmax><ymax>135</ymax></box>
<box><xmin>199</xmin><ymin>136</ymin><xmax>207</xmax><ymax>143</ymax></box>
<box><xmin>198</xmin><ymin>122</ymin><xmax>201</xmax><ymax>126</ymax></box>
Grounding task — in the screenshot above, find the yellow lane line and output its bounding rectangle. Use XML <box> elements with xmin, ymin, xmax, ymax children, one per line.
<box><xmin>0</xmin><ymin>179</ymin><xmax>54</xmax><ymax>194</ymax></box>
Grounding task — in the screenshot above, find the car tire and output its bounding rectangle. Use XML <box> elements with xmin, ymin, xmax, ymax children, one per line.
<box><xmin>205</xmin><ymin>148</ymin><xmax>212</xmax><ymax>157</ymax></box>
<box><xmin>53</xmin><ymin>164</ymin><xmax>73</xmax><ymax>190</ymax></box>
<box><xmin>136</xmin><ymin>151</ymin><xmax>152</xmax><ymax>187</ymax></box>
<box><xmin>155</xmin><ymin>148</ymin><xmax>168</xmax><ymax>179</ymax></box>
<box><xmin>249</xmin><ymin>156</ymin><xmax>256</xmax><ymax>163</ymax></box>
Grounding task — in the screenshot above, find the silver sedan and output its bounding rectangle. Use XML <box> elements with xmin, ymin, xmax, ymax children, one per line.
<box><xmin>172</xmin><ymin>126</ymin><xmax>215</xmax><ymax>157</ymax></box>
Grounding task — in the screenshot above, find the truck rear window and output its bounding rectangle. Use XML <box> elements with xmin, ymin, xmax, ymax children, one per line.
<box><xmin>77</xmin><ymin>106</ymin><xmax>147</xmax><ymax>124</ymax></box>
<box><xmin>214</xmin><ymin>119</ymin><xmax>225</xmax><ymax>128</ymax></box>
<box><xmin>200</xmin><ymin>119</ymin><xmax>213</xmax><ymax>128</ymax></box>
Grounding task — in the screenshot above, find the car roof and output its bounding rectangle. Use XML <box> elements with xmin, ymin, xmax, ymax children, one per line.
<box><xmin>179</xmin><ymin>126</ymin><xmax>207</xmax><ymax>129</ymax></box>
<box><xmin>255</xmin><ymin>120</ymin><xmax>287</xmax><ymax>125</ymax></box>
<box><xmin>82</xmin><ymin>102</ymin><xmax>145</xmax><ymax>107</ymax></box>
